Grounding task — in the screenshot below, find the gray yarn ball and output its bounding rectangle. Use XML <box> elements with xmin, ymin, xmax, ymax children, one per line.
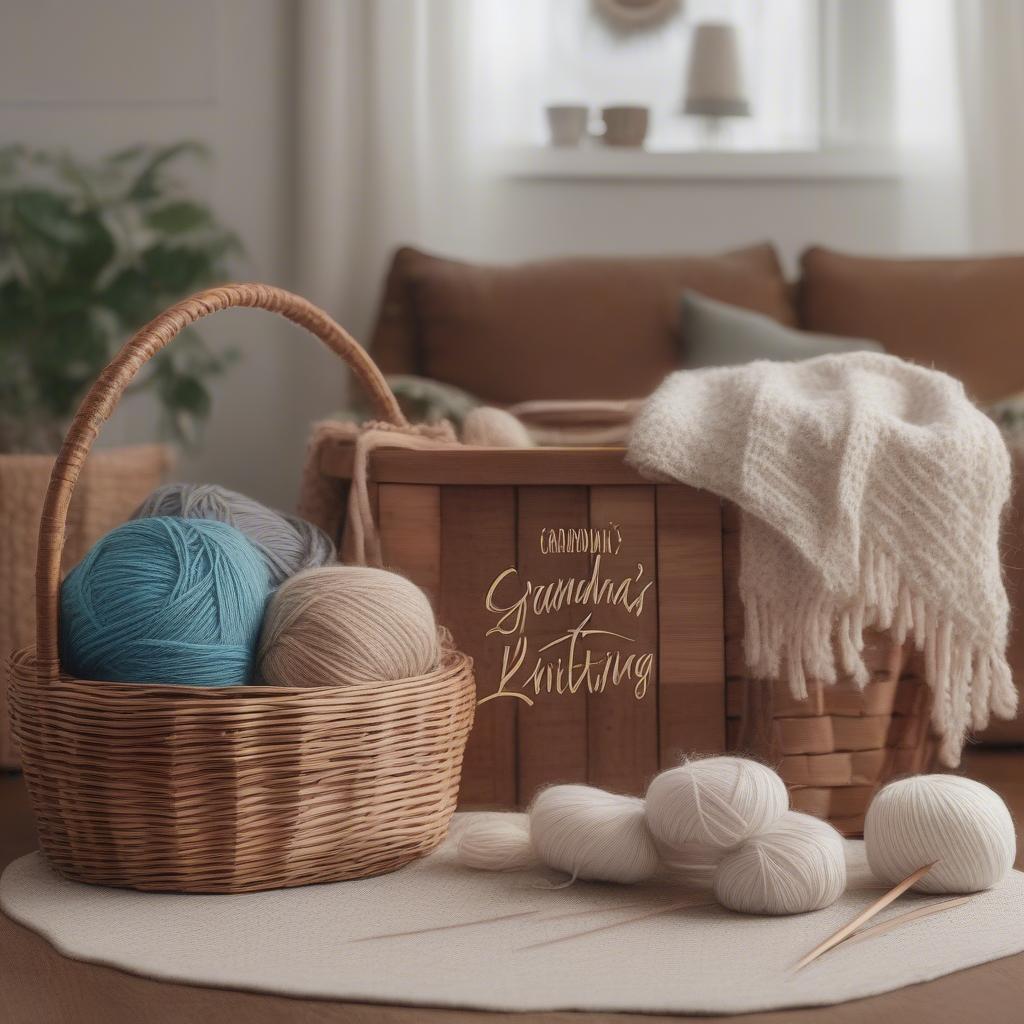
<box><xmin>133</xmin><ymin>483</ymin><xmax>336</xmax><ymax>588</ymax></box>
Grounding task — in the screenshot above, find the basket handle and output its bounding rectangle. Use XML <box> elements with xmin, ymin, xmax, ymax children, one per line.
<box><xmin>34</xmin><ymin>282</ymin><xmax>407</xmax><ymax>682</ymax></box>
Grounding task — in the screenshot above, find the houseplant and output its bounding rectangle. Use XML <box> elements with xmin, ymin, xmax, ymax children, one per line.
<box><xmin>0</xmin><ymin>143</ymin><xmax>241</xmax><ymax>766</ymax></box>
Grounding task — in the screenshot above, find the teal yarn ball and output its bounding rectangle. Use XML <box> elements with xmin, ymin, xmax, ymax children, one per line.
<box><xmin>60</xmin><ymin>517</ymin><xmax>270</xmax><ymax>687</ymax></box>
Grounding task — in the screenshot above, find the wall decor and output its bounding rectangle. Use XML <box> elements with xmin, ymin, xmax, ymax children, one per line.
<box><xmin>601</xmin><ymin>104</ymin><xmax>650</xmax><ymax>147</ymax></box>
<box><xmin>593</xmin><ymin>0</ymin><xmax>682</xmax><ymax>35</ymax></box>
<box><xmin>682</xmin><ymin>22</ymin><xmax>750</xmax><ymax>140</ymax></box>
<box><xmin>545</xmin><ymin>104</ymin><xmax>590</xmax><ymax>147</ymax></box>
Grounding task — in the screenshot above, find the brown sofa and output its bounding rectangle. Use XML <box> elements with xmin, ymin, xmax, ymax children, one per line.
<box><xmin>368</xmin><ymin>242</ymin><xmax>1024</xmax><ymax>744</ymax></box>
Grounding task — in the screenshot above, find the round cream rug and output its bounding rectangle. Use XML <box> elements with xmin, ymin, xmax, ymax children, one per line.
<box><xmin>3</xmin><ymin>813</ymin><xmax>1023</xmax><ymax>1015</ymax></box>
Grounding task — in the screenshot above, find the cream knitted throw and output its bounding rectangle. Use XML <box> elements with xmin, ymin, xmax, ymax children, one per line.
<box><xmin>626</xmin><ymin>352</ymin><xmax>1015</xmax><ymax>765</ymax></box>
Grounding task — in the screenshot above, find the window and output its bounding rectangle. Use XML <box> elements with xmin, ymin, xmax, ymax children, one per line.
<box><xmin>470</xmin><ymin>0</ymin><xmax>821</xmax><ymax>153</ymax></box>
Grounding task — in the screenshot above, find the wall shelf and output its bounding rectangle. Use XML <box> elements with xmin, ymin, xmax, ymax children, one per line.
<box><xmin>494</xmin><ymin>146</ymin><xmax>903</xmax><ymax>183</ymax></box>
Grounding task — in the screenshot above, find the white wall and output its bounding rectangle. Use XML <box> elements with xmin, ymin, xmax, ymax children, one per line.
<box><xmin>465</xmin><ymin>176</ymin><xmax>906</xmax><ymax>275</ymax></box>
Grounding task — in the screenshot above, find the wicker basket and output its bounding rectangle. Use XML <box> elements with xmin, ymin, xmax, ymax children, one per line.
<box><xmin>720</xmin><ymin>505</ymin><xmax>936</xmax><ymax>835</ymax></box>
<box><xmin>9</xmin><ymin>283</ymin><xmax>476</xmax><ymax>894</ymax></box>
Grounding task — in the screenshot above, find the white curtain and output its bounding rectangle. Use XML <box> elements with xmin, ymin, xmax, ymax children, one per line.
<box><xmin>290</xmin><ymin>0</ymin><xmax>486</xmax><ymax>417</ymax></box>
<box><xmin>894</xmin><ymin>0</ymin><xmax>1024</xmax><ymax>255</ymax></box>
<box><xmin>955</xmin><ymin>0</ymin><xmax>1024</xmax><ymax>251</ymax></box>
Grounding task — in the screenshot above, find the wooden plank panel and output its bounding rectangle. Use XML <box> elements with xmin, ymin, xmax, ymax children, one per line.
<box><xmin>377</xmin><ymin>484</ymin><xmax>441</xmax><ymax>608</ymax></box>
<box><xmin>586</xmin><ymin>486</ymin><xmax>659</xmax><ymax>795</ymax></box>
<box><xmin>514</xmin><ymin>487</ymin><xmax>590</xmax><ymax>804</ymax></box>
<box><xmin>656</xmin><ymin>486</ymin><xmax>725</xmax><ymax>766</ymax></box>
<box><xmin>365</xmin><ymin>448</ymin><xmax>647</xmax><ymax>486</ymax></box>
<box><xmin>440</xmin><ymin>486</ymin><xmax>518</xmax><ymax>809</ymax></box>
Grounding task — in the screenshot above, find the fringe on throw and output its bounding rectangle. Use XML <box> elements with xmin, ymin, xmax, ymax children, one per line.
<box><xmin>742</xmin><ymin>539</ymin><xmax>1017</xmax><ymax>768</ymax></box>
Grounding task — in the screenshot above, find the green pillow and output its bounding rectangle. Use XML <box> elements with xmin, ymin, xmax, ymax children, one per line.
<box><xmin>682</xmin><ymin>290</ymin><xmax>884</xmax><ymax>367</ymax></box>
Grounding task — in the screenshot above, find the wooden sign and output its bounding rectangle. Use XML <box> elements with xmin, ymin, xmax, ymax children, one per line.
<box><xmin>360</xmin><ymin>448</ymin><xmax>725</xmax><ymax>809</ymax></box>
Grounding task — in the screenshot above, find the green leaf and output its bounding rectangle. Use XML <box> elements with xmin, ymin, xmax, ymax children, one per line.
<box><xmin>139</xmin><ymin>243</ymin><xmax>215</xmax><ymax>295</ymax></box>
<box><xmin>107</xmin><ymin>144</ymin><xmax>146</xmax><ymax>164</ymax></box>
<box><xmin>99</xmin><ymin>265</ymin><xmax>157</xmax><ymax>326</ymax></box>
<box><xmin>126</xmin><ymin>141</ymin><xmax>208</xmax><ymax>201</ymax></box>
<box><xmin>164</xmin><ymin>373</ymin><xmax>211</xmax><ymax>417</ymax></box>
<box><xmin>144</xmin><ymin>200</ymin><xmax>212</xmax><ymax>234</ymax></box>
<box><xmin>11</xmin><ymin>189</ymin><xmax>90</xmax><ymax>246</ymax></box>
<box><xmin>61</xmin><ymin>209</ymin><xmax>116</xmax><ymax>286</ymax></box>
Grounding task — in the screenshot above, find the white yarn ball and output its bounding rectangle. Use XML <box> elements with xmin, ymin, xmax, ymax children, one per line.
<box><xmin>646</xmin><ymin>756</ymin><xmax>789</xmax><ymax>851</ymax></box>
<box><xmin>655</xmin><ymin>840</ymin><xmax>725</xmax><ymax>889</ymax></box>
<box><xmin>713</xmin><ymin>812</ymin><xmax>847</xmax><ymax>915</ymax></box>
<box><xmin>457</xmin><ymin>818</ymin><xmax>538</xmax><ymax>871</ymax></box>
<box><xmin>865</xmin><ymin>775</ymin><xmax>1016</xmax><ymax>894</ymax></box>
<box><xmin>529</xmin><ymin>785</ymin><xmax>661</xmax><ymax>884</ymax></box>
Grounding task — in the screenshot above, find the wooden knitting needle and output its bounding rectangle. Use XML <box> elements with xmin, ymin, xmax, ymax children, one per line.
<box><xmin>353</xmin><ymin>908</ymin><xmax>539</xmax><ymax>941</ymax></box>
<box><xmin>838</xmin><ymin>896</ymin><xmax>972</xmax><ymax>950</ymax></box>
<box><xmin>518</xmin><ymin>898</ymin><xmax>716</xmax><ymax>952</ymax></box>
<box><xmin>793</xmin><ymin>862</ymin><xmax>936</xmax><ymax>972</ymax></box>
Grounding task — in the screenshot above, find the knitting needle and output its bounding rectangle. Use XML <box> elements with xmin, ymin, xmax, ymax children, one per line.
<box><xmin>353</xmin><ymin>898</ymin><xmax>682</xmax><ymax>942</ymax></box>
<box><xmin>792</xmin><ymin>862</ymin><xmax>936</xmax><ymax>972</ymax></box>
<box><xmin>353</xmin><ymin>908</ymin><xmax>539</xmax><ymax>941</ymax></box>
<box><xmin>538</xmin><ymin>900</ymin><xmax>661</xmax><ymax>922</ymax></box>
<box><xmin>517</xmin><ymin>898</ymin><xmax>716</xmax><ymax>952</ymax></box>
<box><xmin>836</xmin><ymin>896</ymin><xmax>972</xmax><ymax>950</ymax></box>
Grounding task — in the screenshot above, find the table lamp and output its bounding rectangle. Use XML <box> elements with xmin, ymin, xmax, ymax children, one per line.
<box><xmin>682</xmin><ymin>21</ymin><xmax>750</xmax><ymax>144</ymax></box>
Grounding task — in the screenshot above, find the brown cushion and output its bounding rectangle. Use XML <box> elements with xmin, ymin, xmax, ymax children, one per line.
<box><xmin>799</xmin><ymin>246</ymin><xmax>1024</xmax><ymax>402</ymax></box>
<box><xmin>369</xmin><ymin>244</ymin><xmax>795</xmax><ymax>403</ymax></box>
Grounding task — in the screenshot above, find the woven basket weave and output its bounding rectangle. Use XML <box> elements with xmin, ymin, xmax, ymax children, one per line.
<box><xmin>9</xmin><ymin>283</ymin><xmax>476</xmax><ymax>894</ymax></box>
<box><xmin>722</xmin><ymin>507</ymin><xmax>935</xmax><ymax>835</ymax></box>
<box><xmin>0</xmin><ymin>444</ymin><xmax>171</xmax><ymax>768</ymax></box>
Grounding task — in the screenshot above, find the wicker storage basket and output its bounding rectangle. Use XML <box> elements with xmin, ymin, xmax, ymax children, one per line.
<box><xmin>299</xmin><ymin>435</ymin><xmax>936</xmax><ymax>836</ymax></box>
<box><xmin>9</xmin><ymin>284</ymin><xmax>476</xmax><ymax>894</ymax></box>
<box><xmin>0</xmin><ymin>444</ymin><xmax>171</xmax><ymax>769</ymax></box>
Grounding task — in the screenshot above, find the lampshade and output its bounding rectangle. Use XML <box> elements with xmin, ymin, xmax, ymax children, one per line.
<box><xmin>683</xmin><ymin>22</ymin><xmax>750</xmax><ymax>118</ymax></box>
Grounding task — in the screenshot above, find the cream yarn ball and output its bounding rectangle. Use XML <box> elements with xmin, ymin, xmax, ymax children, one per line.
<box><xmin>256</xmin><ymin>566</ymin><xmax>439</xmax><ymax>686</ymax></box>
<box><xmin>865</xmin><ymin>775</ymin><xmax>1016</xmax><ymax>894</ymax></box>
<box><xmin>645</xmin><ymin>756</ymin><xmax>789</xmax><ymax>851</ymax></box>
<box><xmin>529</xmin><ymin>785</ymin><xmax>661</xmax><ymax>884</ymax></box>
<box><xmin>462</xmin><ymin>407</ymin><xmax>535</xmax><ymax>448</ymax></box>
<box><xmin>457</xmin><ymin>818</ymin><xmax>538</xmax><ymax>872</ymax></box>
<box><xmin>713</xmin><ymin>812</ymin><xmax>847</xmax><ymax>915</ymax></box>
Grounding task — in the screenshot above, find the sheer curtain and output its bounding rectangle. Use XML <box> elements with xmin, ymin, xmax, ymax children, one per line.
<box><xmin>290</xmin><ymin>0</ymin><xmax>486</xmax><ymax>416</ymax></box>
<box><xmin>955</xmin><ymin>0</ymin><xmax>1024</xmax><ymax>251</ymax></box>
<box><xmin>894</xmin><ymin>0</ymin><xmax>1024</xmax><ymax>255</ymax></box>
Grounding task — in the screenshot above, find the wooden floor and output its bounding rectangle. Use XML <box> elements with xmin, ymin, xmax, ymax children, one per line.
<box><xmin>2</xmin><ymin>750</ymin><xmax>1023</xmax><ymax>1024</ymax></box>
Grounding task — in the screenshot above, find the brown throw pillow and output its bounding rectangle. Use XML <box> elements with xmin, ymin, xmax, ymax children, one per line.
<box><xmin>370</xmin><ymin>244</ymin><xmax>795</xmax><ymax>404</ymax></box>
<box><xmin>799</xmin><ymin>246</ymin><xmax>1024</xmax><ymax>403</ymax></box>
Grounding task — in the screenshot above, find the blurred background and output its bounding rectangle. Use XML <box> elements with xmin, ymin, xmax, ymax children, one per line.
<box><xmin>1</xmin><ymin>0</ymin><xmax>1020</xmax><ymax>507</ymax></box>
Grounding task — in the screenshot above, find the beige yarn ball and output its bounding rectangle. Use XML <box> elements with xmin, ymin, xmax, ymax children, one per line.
<box><xmin>646</xmin><ymin>756</ymin><xmax>789</xmax><ymax>851</ymax></box>
<box><xmin>256</xmin><ymin>566</ymin><xmax>439</xmax><ymax>686</ymax></box>
<box><xmin>713</xmin><ymin>812</ymin><xmax>847</xmax><ymax>915</ymax></box>
<box><xmin>462</xmin><ymin>407</ymin><xmax>534</xmax><ymax>448</ymax></box>
<box><xmin>865</xmin><ymin>775</ymin><xmax>1016</xmax><ymax>894</ymax></box>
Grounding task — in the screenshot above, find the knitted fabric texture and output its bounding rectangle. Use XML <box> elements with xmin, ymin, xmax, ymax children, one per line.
<box><xmin>626</xmin><ymin>352</ymin><xmax>1015</xmax><ymax>765</ymax></box>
